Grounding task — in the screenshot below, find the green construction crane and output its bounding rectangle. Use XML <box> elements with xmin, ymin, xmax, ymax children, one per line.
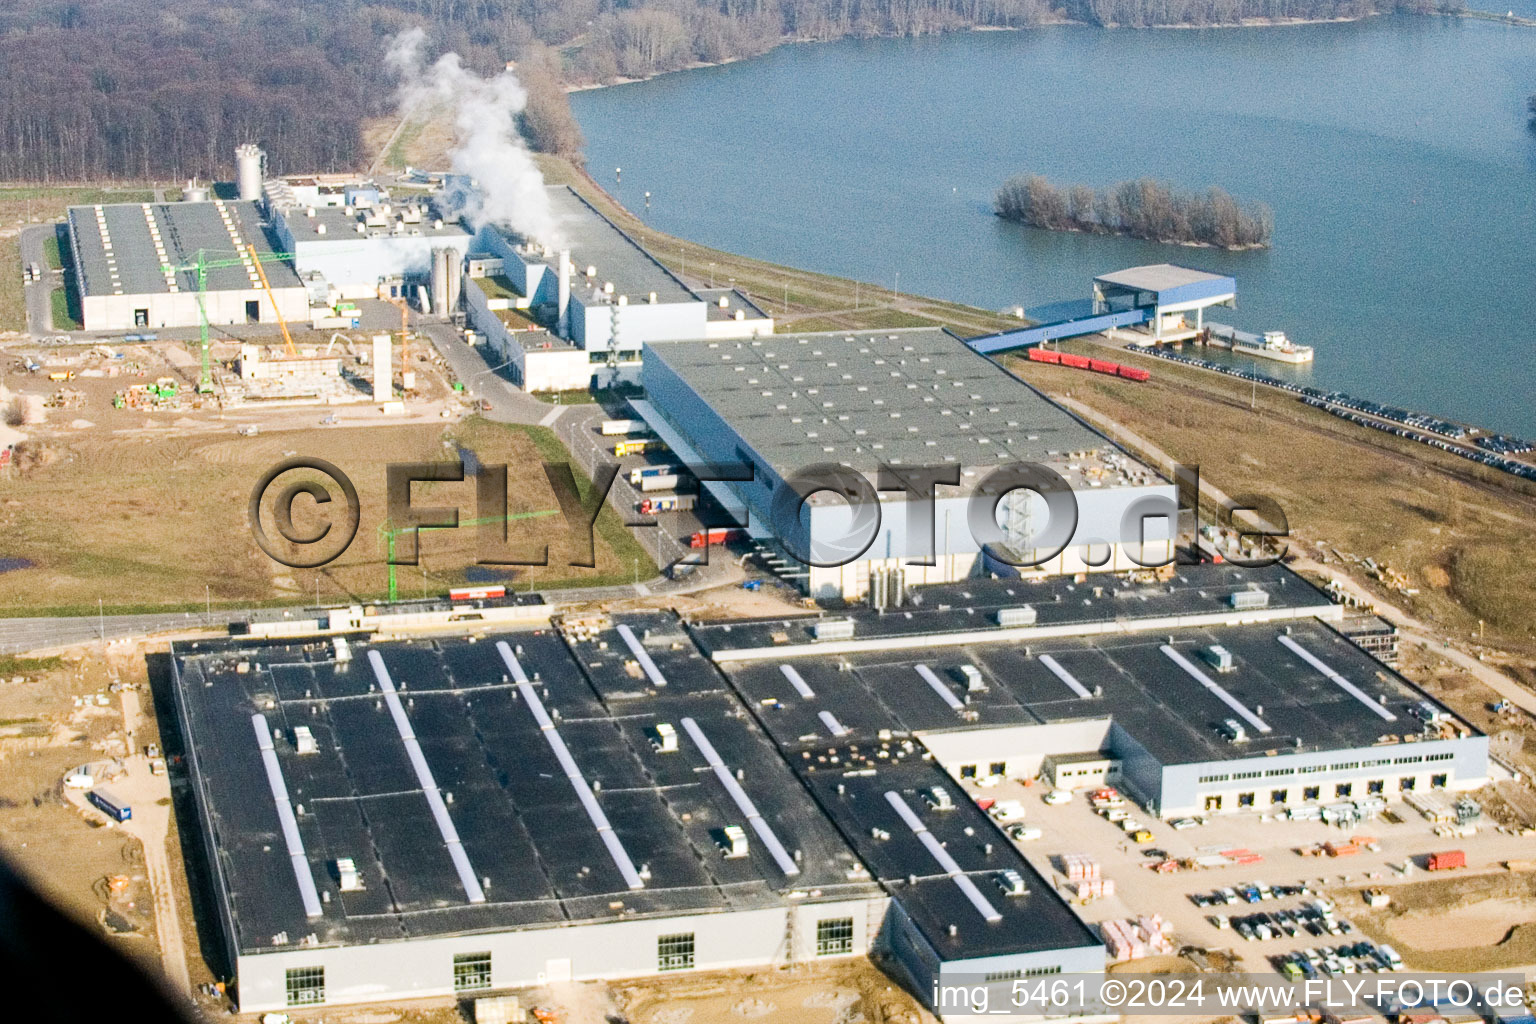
<box><xmin>378</xmin><ymin>509</ymin><xmax>563</xmax><ymax>602</ymax></box>
<box><xmin>159</xmin><ymin>247</ymin><xmax>300</xmax><ymax>393</ymax></box>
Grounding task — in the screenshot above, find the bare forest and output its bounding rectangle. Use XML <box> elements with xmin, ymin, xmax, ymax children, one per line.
<box><xmin>0</xmin><ymin>0</ymin><xmax>1464</xmax><ymax>182</ymax></box>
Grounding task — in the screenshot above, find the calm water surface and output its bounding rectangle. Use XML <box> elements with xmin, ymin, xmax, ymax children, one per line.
<box><xmin>572</xmin><ymin>17</ymin><xmax>1536</xmax><ymax>436</ymax></box>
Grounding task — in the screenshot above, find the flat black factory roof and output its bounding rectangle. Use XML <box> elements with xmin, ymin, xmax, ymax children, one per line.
<box><xmin>67</xmin><ymin>200</ymin><xmax>301</xmax><ymax>298</ymax></box>
<box><xmin>171</xmin><ymin>626</ymin><xmax>875</xmax><ymax>955</ymax></box>
<box><xmin>710</xmin><ymin>615</ymin><xmax>1463</xmax><ymax>765</ymax></box>
<box><xmin>689</xmin><ymin>562</ymin><xmax>1335</xmax><ymax>656</ymax></box>
<box><xmin>798</xmin><ymin>759</ymin><xmax>1101</xmax><ymax>960</ymax></box>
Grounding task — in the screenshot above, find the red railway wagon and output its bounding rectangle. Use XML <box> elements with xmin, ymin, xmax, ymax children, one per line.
<box><xmin>689</xmin><ymin>528</ymin><xmax>747</xmax><ymax>549</ymax></box>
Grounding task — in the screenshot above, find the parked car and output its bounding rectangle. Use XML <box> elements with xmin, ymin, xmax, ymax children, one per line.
<box><xmin>1043</xmin><ymin>789</ymin><xmax>1072</xmax><ymax>805</ymax></box>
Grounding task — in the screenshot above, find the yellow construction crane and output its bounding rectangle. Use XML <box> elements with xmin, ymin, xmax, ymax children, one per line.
<box><xmin>387</xmin><ymin>294</ymin><xmax>411</xmax><ymax>393</ymax></box>
<box><xmin>247</xmin><ymin>243</ymin><xmax>297</xmax><ymax>357</ymax></box>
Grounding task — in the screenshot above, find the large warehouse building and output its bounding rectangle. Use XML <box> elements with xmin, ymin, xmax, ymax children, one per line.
<box><xmin>65</xmin><ymin>199</ymin><xmax>309</xmax><ymax>332</ymax></box>
<box><xmin>637</xmin><ymin>329</ymin><xmax>1176</xmax><ymax>598</ymax></box>
<box><xmin>172</xmin><ymin>612</ymin><xmax>1098</xmax><ymax>1016</ymax></box>
<box><xmin>170</xmin><ymin>563</ymin><xmax>1486</xmax><ymax>1017</ymax></box>
<box><xmin>695</xmin><ymin>564</ymin><xmax>1488</xmax><ymax>820</ymax></box>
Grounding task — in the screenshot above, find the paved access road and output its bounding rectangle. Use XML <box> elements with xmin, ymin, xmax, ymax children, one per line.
<box><xmin>18</xmin><ymin>224</ymin><xmax>57</xmax><ymax>338</ymax></box>
<box><xmin>0</xmin><ymin>610</ymin><xmax>243</xmax><ymax>656</ymax></box>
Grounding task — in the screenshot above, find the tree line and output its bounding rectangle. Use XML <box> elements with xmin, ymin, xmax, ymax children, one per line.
<box><xmin>996</xmin><ymin>174</ymin><xmax>1274</xmax><ymax>249</ymax></box>
<box><xmin>0</xmin><ymin>0</ymin><xmax>1468</xmax><ymax>182</ymax></box>
<box><xmin>1061</xmin><ymin>0</ymin><xmax>1460</xmax><ymax>28</ymax></box>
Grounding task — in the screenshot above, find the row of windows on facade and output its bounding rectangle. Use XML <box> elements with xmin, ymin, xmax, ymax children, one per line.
<box><xmin>1198</xmin><ymin>767</ymin><xmax>1449</xmax><ymax>792</ymax></box>
<box><xmin>984</xmin><ymin>965</ymin><xmax>1062</xmax><ymax>982</ymax></box>
<box><xmin>1196</xmin><ymin>774</ymin><xmax>1450</xmax><ymax>811</ymax></box>
<box><xmin>283</xmin><ymin>919</ymin><xmax>858</xmax><ymax>1007</ymax></box>
<box><xmin>1198</xmin><ymin>753</ymin><xmax>1454</xmax><ymax>785</ymax></box>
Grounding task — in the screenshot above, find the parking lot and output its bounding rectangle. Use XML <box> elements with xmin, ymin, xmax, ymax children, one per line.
<box><xmin>960</xmin><ymin>775</ymin><xmax>1536</xmax><ymax>976</ymax></box>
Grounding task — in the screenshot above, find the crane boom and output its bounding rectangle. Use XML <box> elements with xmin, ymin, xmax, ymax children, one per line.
<box><xmin>247</xmin><ymin>244</ymin><xmax>297</xmax><ymax>357</ymax></box>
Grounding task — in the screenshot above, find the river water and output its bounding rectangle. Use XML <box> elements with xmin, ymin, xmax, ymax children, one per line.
<box><xmin>571</xmin><ymin>15</ymin><xmax>1536</xmax><ymax>437</ymax></box>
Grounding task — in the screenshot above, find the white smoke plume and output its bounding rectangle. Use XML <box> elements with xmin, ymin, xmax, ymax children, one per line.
<box><xmin>387</xmin><ymin>28</ymin><xmax>559</xmax><ymax>246</ymax></box>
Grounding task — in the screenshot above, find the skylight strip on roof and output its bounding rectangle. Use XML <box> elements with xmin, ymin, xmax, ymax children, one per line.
<box><xmin>497</xmin><ymin>645</ymin><xmax>644</xmax><ymax>888</ymax></box>
<box><xmin>1037</xmin><ymin>654</ymin><xmax>1094</xmax><ymax>699</ymax></box>
<box><xmin>616</xmin><ymin>624</ymin><xmax>668</xmax><ymax>687</ymax></box>
<box><xmin>1159</xmin><ymin>645</ymin><xmax>1272</xmax><ymax>734</ymax></box>
<box><xmin>780</xmin><ymin>664</ymin><xmax>815</xmax><ymax>699</ymax></box>
<box><xmin>914</xmin><ymin>665</ymin><xmax>965</xmax><ymax>710</ymax></box>
<box><xmin>366</xmin><ymin>651</ymin><xmax>487</xmax><ymax>904</ymax></box>
<box><xmin>250</xmin><ymin>714</ymin><xmax>324</xmax><ymax>919</ymax></box>
<box><xmin>679</xmin><ymin>717</ymin><xmax>800</xmax><ymax>877</ymax></box>
<box><xmin>1277</xmin><ymin>635</ymin><xmax>1396</xmax><ymax>722</ymax></box>
<box><xmin>818</xmin><ymin>710</ymin><xmax>849</xmax><ymax>737</ymax></box>
<box><xmin>882</xmin><ymin>791</ymin><xmax>1003</xmax><ymax>924</ymax></box>
<box><xmin>497</xmin><ymin>642</ymin><xmax>645</xmax><ymax>890</ymax></box>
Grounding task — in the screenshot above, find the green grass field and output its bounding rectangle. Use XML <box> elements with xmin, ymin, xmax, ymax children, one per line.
<box><xmin>49</xmin><ymin>285</ymin><xmax>81</xmax><ymax>331</ymax></box>
<box><xmin>0</xmin><ymin>236</ymin><xmax>21</xmax><ymax>331</ymax></box>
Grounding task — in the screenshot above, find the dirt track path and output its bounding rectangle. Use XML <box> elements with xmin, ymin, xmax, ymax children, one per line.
<box><xmin>116</xmin><ymin>685</ymin><xmax>191</xmax><ymax>995</ymax></box>
<box><xmin>1055</xmin><ymin>395</ymin><xmax>1536</xmax><ymax>720</ymax></box>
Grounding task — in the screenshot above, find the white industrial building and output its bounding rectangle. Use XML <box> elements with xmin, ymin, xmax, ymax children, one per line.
<box><xmin>637</xmin><ymin>329</ymin><xmax>1177</xmax><ymax>599</ymax></box>
<box><xmin>65</xmin><ymin>199</ymin><xmax>309</xmax><ymax>332</ymax></box>
<box><xmin>466</xmin><ymin>186</ymin><xmax>774</xmax><ymax>389</ymax></box>
<box><xmin>268</xmin><ymin>198</ymin><xmax>473</xmax><ymax>301</ymax></box>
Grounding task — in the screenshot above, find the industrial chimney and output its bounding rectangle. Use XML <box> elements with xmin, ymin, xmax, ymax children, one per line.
<box><xmin>235</xmin><ymin>144</ymin><xmax>265</xmax><ymax>203</ymax></box>
<box><xmin>556</xmin><ymin>250</ymin><xmax>572</xmax><ymax>339</ymax></box>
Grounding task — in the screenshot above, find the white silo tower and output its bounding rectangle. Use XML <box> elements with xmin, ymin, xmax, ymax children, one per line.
<box><xmin>235</xmin><ymin>144</ymin><xmax>265</xmax><ymax>202</ymax></box>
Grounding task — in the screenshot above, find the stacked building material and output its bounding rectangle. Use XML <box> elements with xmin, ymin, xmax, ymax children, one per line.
<box><xmin>1071</xmin><ymin>878</ymin><xmax>1116</xmax><ymax>902</ymax></box>
<box><xmin>1059</xmin><ymin>853</ymin><xmax>1100</xmax><ymax>882</ymax></box>
<box><xmin>1100</xmin><ymin>914</ymin><xmax>1174</xmax><ymax>961</ymax></box>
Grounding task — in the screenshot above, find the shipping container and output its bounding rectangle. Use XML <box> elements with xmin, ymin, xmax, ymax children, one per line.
<box><xmin>629</xmin><ymin>464</ymin><xmax>681</xmax><ymax>485</ymax></box>
<box><xmin>640</xmin><ymin>494</ymin><xmax>696</xmax><ymax>514</ymax></box>
<box><xmin>689</xmin><ymin>527</ymin><xmax>745</xmax><ymax>549</ymax></box>
<box><xmin>449</xmin><ymin>585</ymin><xmax>505</xmax><ymax>602</ymax></box>
<box><xmin>640</xmin><ymin>474</ymin><xmax>696</xmax><ymax>493</ymax></box>
<box><xmin>1426</xmin><ymin>850</ymin><xmax>1466</xmax><ymax>871</ymax></box>
<box><xmin>614</xmin><ymin>439</ymin><xmax>667</xmax><ymax>457</ymax></box>
<box><xmin>88</xmin><ymin>787</ymin><xmax>132</xmax><ymax>822</ymax></box>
